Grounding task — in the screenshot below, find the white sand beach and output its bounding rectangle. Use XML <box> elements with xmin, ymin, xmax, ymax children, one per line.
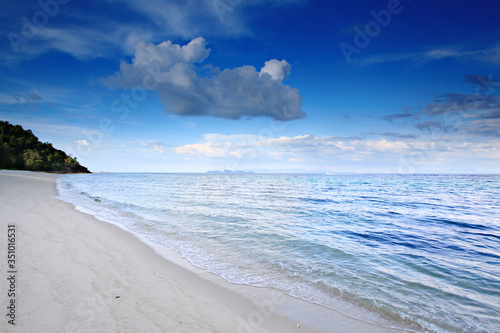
<box><xmin>0</xmin><ymin>170</ymin><xmax>409</xmax><ymax>332</ymax></box>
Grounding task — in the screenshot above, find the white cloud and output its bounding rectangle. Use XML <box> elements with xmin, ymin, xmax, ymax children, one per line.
<box><xmin>260</xmin><ymin>59</ymin><xmax>291</xmax><ymax>81</ymax></box>
<box><xmin>102</xmin><ymin>38</ymin><xmax>304</xmax><ymax>121</ymax></box>
<box><xmin>350</xmin><ymin>140</ymin><xmax>410</xmax><ymax>153</ymax></box>
<box><xmin>107</xmin><ymin>0</ymin><xmax>247</xmax><ymax>38</ymax></box>
<box><xmin>464</xmin><ymin>118</ymin><xmax>500</xmax><ymax>137</ymax></box>
<box><xmin>132</xmin><ymin>38</ymin><xmax>210</xmax><ymax>67</ymax></box>
<box><xmin>172</xmin><ymin>133</ymin><xmax>500</xmax><ymax>168</ymax></box>
<box><xmin>74</xmin><ymin>139</ymin><xmax>90</xmax><ymax>147</ymax></box>
<box><xmin>202</xmin><ymin>133</ymin><xmax>261</xmax><ymax>143</ymax></box>
<box><xmin>3</xmin><ymin>23</ymin><xmax>155</xmax><ymax>62</ymax></box>
<box><xmin>173</xmin><ymin>142</ymin><xmax>243</xmax><ymax>158</ymax></box>
<box><xmin>3</xmin><ymin>0</ymin><xmax>306</xmax><ymax>62</ymax></box>
<box><xmin>109</xmin><ymin>0</ymin><xmax>304</xmax><ymax>39</ymax></box>
<box><xmin>173</xmin><ymin>134</ymin><xmax>412</xmax><ymax>162</ymax></box>
<box><xmin>141</xmin><ymin>141</ymin><xmax>167</xmax><ymax>154</ymax></box>
<box><xmin>359</xmin><ymin>44</ymin><xmax>500</xmax><ymax>66</ymax></box>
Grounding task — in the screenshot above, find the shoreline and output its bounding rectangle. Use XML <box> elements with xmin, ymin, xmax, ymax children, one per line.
<box><xmin>1</xmin><ymin>170</ymin><xmax>411</xmax><ymax>332</ymax></box>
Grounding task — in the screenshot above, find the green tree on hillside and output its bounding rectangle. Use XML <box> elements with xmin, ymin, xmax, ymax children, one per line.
<box><xmin>0</xmin><ymin>120</ymin><xmax>91</xmax><ymax>173</ymax></box>
<box><xmin>23</xmin><ymin>149</ymin><xmax>43</xmax><ymax>170</ymax></box>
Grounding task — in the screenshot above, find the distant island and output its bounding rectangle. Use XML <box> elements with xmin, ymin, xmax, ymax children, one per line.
<box><xmin>0</xmin><ymin>120</ymin><xmax>91</xmax><ymax>173</ymax></box>
<box><xmin>207</xmin><ymin>170</ymin><xmax>254</xmax><ymax>174</ymax></box>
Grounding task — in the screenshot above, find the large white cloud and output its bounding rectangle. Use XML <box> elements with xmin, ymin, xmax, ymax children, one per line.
<box><xmin>102</xmin><ymin>38</ymin><xmax>304</xmax><ymax>121</ymax></box>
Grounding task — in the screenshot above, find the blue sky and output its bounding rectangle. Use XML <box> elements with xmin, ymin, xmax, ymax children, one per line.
<box><xmin>1</xmin><ymin>0</ymin><xmax>499</xmax><ymax>173</ymax></box>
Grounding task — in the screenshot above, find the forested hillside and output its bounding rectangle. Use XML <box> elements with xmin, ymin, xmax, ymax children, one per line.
<box><xmin>0</xmin><ymin>121</ymin><xmax>91</xmax><ymax>173</ymax></box>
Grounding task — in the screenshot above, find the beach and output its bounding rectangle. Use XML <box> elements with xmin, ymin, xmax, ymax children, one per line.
<box><xmin>0</xmin><ymin>170</ymin><xmax>411</xmax><ymax>333</ymax></box>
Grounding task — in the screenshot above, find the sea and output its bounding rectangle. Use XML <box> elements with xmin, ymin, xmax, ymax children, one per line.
<box><xmin>56</xmin><ymin>173</ymin><xmax>500</xmax><ymax>333</ymax></box>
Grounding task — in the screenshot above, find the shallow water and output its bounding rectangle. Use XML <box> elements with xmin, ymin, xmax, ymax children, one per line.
<box><xmin>57</xmin><ymin>173</ymin><xmax>500</xmax><ymax>332</ymax></box>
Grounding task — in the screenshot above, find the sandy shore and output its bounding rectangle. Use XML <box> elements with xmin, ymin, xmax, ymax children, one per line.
<box><xmin>0</xmin><ymin>170</ymin><xmax>409</xmax><ymax>332</ymax></box>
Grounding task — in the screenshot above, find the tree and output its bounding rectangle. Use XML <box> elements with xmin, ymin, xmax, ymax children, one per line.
<box><xmin>0</xmin><ymin>120</ymin><xmax>91</xmax><ymax>173</ymax></box>
<box><xmin>0</xmin><ymin>142</ymin><xmax>14</xmax><ymax>168</ymax></box>
<box><xmin>23</xmin><ymin>149</ymin><xmax>43</xmax><ymax>171</ymax></box>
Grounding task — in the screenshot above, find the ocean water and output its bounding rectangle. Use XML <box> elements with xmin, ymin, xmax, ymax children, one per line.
<box><xmin>56</xmin><ymin>173</ymin><xmax>500</xmax><ymax>332</ymax></box>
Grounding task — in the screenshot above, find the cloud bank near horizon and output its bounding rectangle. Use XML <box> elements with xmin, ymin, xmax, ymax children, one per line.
<box><xmin>102</xmin><ymin>37</ymin><xmax>304</xmax><ymax>121</ymax></box>
<box><xmin>166</xmin><ymin>133</ymin><xmax>500</xmax><ymax>173</ymax></box>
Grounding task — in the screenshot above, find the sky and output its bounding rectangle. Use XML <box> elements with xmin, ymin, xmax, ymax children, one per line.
<box><xmin>1</xmin><ymin>0</ymin><xmax>499</xmax><ymax>173</ymax></box>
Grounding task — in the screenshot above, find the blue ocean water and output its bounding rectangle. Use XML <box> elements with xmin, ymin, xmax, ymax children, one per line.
<box><xmin>57</xmin><ymin>173</ymin><xmax>500</xmax><ymax>332</ymax></box>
